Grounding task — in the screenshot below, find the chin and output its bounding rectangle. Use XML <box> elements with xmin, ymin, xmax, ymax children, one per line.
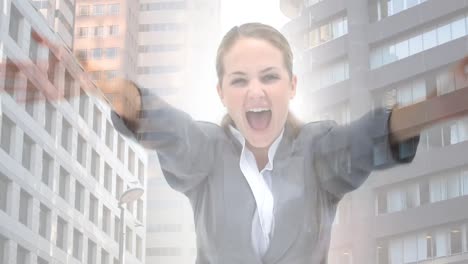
<box><xmin>245</xmin><ymin>130</ymin><xmax>276</xmax><ymax>149</ymax></box>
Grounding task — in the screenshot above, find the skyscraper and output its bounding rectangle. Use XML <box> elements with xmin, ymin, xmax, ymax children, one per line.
<box><xmin>137</xmin><ymin>1</ymin><xmax>221</xmax><ymax>263</ymax></box>
<box><xmin>73</xmin><ymin>0</ymin><xmax>140</xmax><ymax>100</ymax></box>
<box><xmin>281</xmin><ymin>0</ymin><xmax>468</xmax><ymax>263</ymax></box>
<box><xmin>0</xmin><ymin>0</ymin><xmax>147</xmax><ymax>263</ymax></box>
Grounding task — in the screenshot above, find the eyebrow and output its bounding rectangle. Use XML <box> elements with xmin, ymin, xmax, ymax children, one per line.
<box><xmin>228</xmin><ymin>67</ymin><xmax>280</xmax><ymax>77</ymax></box>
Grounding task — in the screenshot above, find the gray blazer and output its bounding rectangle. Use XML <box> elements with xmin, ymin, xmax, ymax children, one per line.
<box><xmin>112</xmin><ymin>97</ymin><xmax>418</xmax><ymax>264</ymax></box>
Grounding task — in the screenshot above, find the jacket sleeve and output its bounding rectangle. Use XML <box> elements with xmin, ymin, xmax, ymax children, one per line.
<box><xmin>313</xmin><ymin>108</ymin><xmax>419</xmax><ymax>200</ymax></box>
<box><xmin>111</xmin><ymin>90</ymin><xmax>216</xmax><ymax>193</ymax></box>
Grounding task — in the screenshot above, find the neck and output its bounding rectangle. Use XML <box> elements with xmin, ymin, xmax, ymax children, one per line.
<box><xmin>246</xmin><ymin>143</ymin><xmax>269</xmax><ymax>171</ymax></box>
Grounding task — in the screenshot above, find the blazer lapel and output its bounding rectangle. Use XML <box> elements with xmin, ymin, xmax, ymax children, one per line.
<box><xmin>263</xmin><ymin>126</ymin><xmax>306</xmax><ymax>264</ymax></box>
<box><xmin>222</xmin><ymin>141</ymin><xmax>261</xmax><ymax>263</ymax></box>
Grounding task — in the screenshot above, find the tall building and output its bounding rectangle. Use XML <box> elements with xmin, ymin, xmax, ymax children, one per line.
<box><xmin>31</xmin><ymin>0</ymin><xmax>75</xmax><ymax>50</ymax></box>
<box><xmin>0</xmin><ymin>0</ymin><xmax>147</xmax><ymax>263</ymax></box>
<box><xmin>137</xmin><ymin>1</ymin><xmax>221</xmax><ymax>263</ymax></box>
<box><xmin>73</xmin><ymin>0</ymin><xmax>140</xmax><ymax>101</ymax></box>
<box><xmin>281</xmin><ymin>0</ymin><xmax>468</xmax><ymax>263</ymax></box>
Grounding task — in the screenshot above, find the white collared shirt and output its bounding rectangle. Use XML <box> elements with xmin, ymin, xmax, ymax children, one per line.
<box><xmin>229</xmin><ymin>126</ymin><xmax>284</xmax><ymax>258</ymax></box>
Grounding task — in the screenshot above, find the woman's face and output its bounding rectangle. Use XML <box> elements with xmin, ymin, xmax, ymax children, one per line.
<box><xmin>217</xmin><ymin>37</ymin><xmax>297</xmax><ymax>149</ymax></box>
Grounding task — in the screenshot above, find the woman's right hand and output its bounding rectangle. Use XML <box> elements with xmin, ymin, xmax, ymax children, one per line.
<box><xmin>100</xmin><ymin>78</ymin><xmax>142</xmax><ymax>133</ymax></box>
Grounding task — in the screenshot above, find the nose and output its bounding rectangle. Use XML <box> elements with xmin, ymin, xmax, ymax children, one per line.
<box><xmin>247</xmin><ymin>79</ymin><xmax>266</xmax><ymax>100</ymax></box>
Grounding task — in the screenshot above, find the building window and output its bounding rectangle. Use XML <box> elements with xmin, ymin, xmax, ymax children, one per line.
<box><xmin>77</xmin><ymin>27</ymin><xmax>88</xmax><ymax>38</ymax></box>
<box><xmin>138</xmin><ymin>44</ymin><xmax>183</xmax><ymax>53</ymax></box>
<box><xmin>29</xmin><ymin>31</ymin><xmax>40</xmax><ymax>63</ymax></box>
<box><xmin>1</xmin><ymin>115</ymin><xmax>15</xmax><ymax>154</ymax></box>
<box><xmin>56</xmin><ymin>216</ymin><xmax>68</xmax><ymax>250</ymax></box>
<box><xmin>450</xmin><ymin>228</ymin><xmax>462</xmax><ymax>255</ymax></box>
<box><xmin>22</xmin><ymin>135</ymin><xmax>35</xmax><ymax>172</ymax></box>
<box><xmin>76</xmin><ymin>49</ymin><xmax>87</xmax><ymax>61</ymax></box>
<box><xmin>115</xmin><ymin>176</ymin><xmax>123</xmax><ymax>200</ymax></box>
<box><xmin>64</xmin><ymin>71</ymin><xmax>74</xmax><ymax>100</ymax></box>
<box><xmin>0</xmin><ymin>173</ymin><xmax>10</xmax><ymax>212</ymax></box>
<box><xmin>4</xmin><ymin>58</ymin><xmax>19</xmax><ymax>97</ymax></box>
<box><xmin>44</xmin><ymin>101</ymin><xmax>56</xmax><ymax>136</ymax></box>
<box><xmin>136</xmin><ymin>235</ymin><xmax>143</xmax><ymax>260</ymax></box>
<box><xmin>93</xmin><ymin>4</ymin><xmax>105</xmax><ymax>16</ymax></box>
<box><xmin>309</xmin><ymin>60</ymin><xmax>349</xmax><ymax>90</ymax></box>
<box><xmin>126</xmin><ymin>226</ymin><xmax>133</xmax><ymax>253</ymax></box>
<box><xmin>138</xmin><ymin>23</ymin><xmax>185</xmax><ymax>32</ymax></box>
<box><xmin>79</xmin><ymin>88</ymin><xmax>89</xmax><ymax>120</ymax></box>
<box><xmin>94</xmin><ymin>26</ymin><xmax>104</xmax><ymax>37</ymax></box>
<box><xmin>105</xmin><ymin>121</ymin><xmax>114</xmax><ymax>151</ymax></box>
<box><xmin>114</xmin><ymin>217</ymin><xmax>120</xmax><ymax>242</ymax></box>
<box><xmin>39</xmin><ymin>203</ymin><xmax>51</xmax><ymax>240</ymax></box>
<box><xmin>137</xmin><ymin>199</ymin><xmax>143</xmax><ymax>222</ymax></box>
<box><xmin>61</xmin><ymin>119</ymin><xmax>72</xmax><ymax>152</ymax></box>
<box><xmin>77</xmin><ymin>135</ymin><xmax>87</xmax><ymax>167</ymax></box>
<box><xmin>78</xmin><ymin>5</ymin><xmax>89</xmax><ymax>16</ymax></box>
<box><xmin>101</xmin><ymin>249</ymin><xmax>109</xmax><ymax>264</ymax></box>
<box><xmin>75</xmin><ymin>182</ymin><xmax>85</xmax><ymax>213</ymax></box>
<box><xmin>138</xmin><ymin>160</ymin><xmax>145</xmax><ymax>185</ymax></box>
<box><xmin>128</xmin><ymin>148</ymin><xmax>135</xmax><ymax>176</ymax></box>
<box><xmin>90</xmin><ymin>71</ymin><xmax>101</xmax><ymax>82</ymax></box>
<box><xmin>25</xmin><ymin>81</ymin><xmax>39</xmax><ymax>117</ymax></box>
<box><xmin>48</xmin><ymin>51</ymin><xmax>58</xmax><ymax>84</ymax></box>
<box><xmin>87</xmin><ymin>239</ymin><xmax>97</xmax><ymax>264</ymax></box>
<box><xmin>72</xmin><ymin>229</ymin><xmax>83</xmax><ymax>260</ymax></box>
<box><xmin>370</xmin><ymin>15</ymin><xmax>468</xmax><ymax>69</ymax></box>
<box><xmin>372</xmin><ymin>0</ymin><xmax>426</xmax><ymax>21</ymax></box>
<box><xmin>16</xmin><ymin>245</ymin><xmax>29</xmax><ymax>264</ymax></box>
<box><xmin>103</xmin><ymin>206</ymin><xmax>111</xmax><ymax>235</ymax></box>
<box><xmin>41</xmin><ymin>152</ymin><xmax>54</xmax><ymax>187</ymax></box>
<box><xmin>58</xmin><ymin>168</ymin><xmax>69</xmax><ymax>201</ymax></box>
<box><xmin>106</xmin><ymin>70</ymin><xmax>117</xmax><ymax>80</ymax></box>
<box><xmin>307</xmin><ymin>16</ymin><xmax>348</xmax><ymax>48</ymax></box>
<box><xmin>93</xmin><ymin>106</ymin><xmax>102</xmax><ymax>135</ymax></box>
<box><xmin>117</xmin><ymin>136</ymin><xmax>125</xmax><ymax>161</ymax></box>
<box><xmin>19</xmin><ymin>189</ymin><xmax>32</xmax><ymax>227</ymax></box>
<box><xmin>91</xmin><ymin>48</ymin><xmax>102</xmax><ymax>60</ymax></box>
<box><xmin>109</xmin><ymin>25</ymin><xmax>119</xmax><ymax>36</ymax></box>
<box><xmin>91</xmin><ymin>149</ymin><xmax>100</xmax><ymax>180</ymax></box>
<box><xmin>89</xmin><ymin>194</ymin><xmax>98</xmax><ymax>224</ymax></box>
<box><xmin>105</xmin><ymin>47</ymin><xmax>118</xmax><ymax>59</ymax></box>
<box><xmin>109</xmin><ymin>4</ymin><xmax>120</xmax><ymax>15</ymax></box>
<box><xmin>9</xmin><ymin>4</ymin><xmax>22</xmax><ymax>43</ymax></box>
<box><xmin>104</xmin><ymin>163</ymin><xmax>113</xmax><ymax>193</ymax></box>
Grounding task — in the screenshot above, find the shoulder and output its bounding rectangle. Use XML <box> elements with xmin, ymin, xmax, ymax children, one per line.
<box><xmin>194</xmin><ymin>120</ymin><xmax>226</xmax><ymax>139</ymax></box>
<box><xmin>297</xmin><ymin>120</ymin><xmax>338</xmax><ymax>141</ymax></box>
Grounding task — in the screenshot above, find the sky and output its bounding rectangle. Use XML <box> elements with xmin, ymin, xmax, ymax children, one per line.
<box><xmin>220</xmin><ymin>0</ymin><xmax>290</xmax><ymax>34</ymax></box>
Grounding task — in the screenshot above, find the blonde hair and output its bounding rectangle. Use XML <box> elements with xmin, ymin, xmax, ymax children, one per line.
<box><xmin>216</xmin><ymin>23</ymin><xmax>301</xmax><ymax>135</ymax></box>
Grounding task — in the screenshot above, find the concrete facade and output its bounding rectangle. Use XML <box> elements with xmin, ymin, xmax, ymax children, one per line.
<box><xmin>0</xmin><ymin>0</ymin><xmax>147</xmax><ymax>263</ymax></box>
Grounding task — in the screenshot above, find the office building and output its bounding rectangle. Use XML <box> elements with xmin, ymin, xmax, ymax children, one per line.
<box><xmin>281</xmin><ymin>0</ymin><xmax>468</xmax><ymax>263</ymax></box>
<box><xmin>0</xmin><ymin>0</ymin><xmax>147</xmax><ymax>263</ymax></box>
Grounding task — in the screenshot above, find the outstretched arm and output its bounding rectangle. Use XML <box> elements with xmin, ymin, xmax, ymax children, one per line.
<box><xmin>389</xmin><ymin>57</ymin><xmax>468</xmax><ymax>144</ymax></box>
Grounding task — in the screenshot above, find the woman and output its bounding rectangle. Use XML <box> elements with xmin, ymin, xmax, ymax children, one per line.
<box><xmin>111</xmin><ymin>23</ymin><xmax>463</xmax><ymax>263</ymax></box>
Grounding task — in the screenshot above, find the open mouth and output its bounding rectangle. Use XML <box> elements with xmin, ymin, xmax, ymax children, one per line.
<box><xmin>246</xmin><ymin>108</ymin><xmax>272</xmax><ymax>130</ymax></box>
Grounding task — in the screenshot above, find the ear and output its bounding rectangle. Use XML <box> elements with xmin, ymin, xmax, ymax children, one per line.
<box><xmin>290</xmin><ymin>75</ymin><xmax>297</xmax><ymax>99</ymax></box>
<box><xmin>217</xmin><ymin>83</ymin><xmax>225</xmax><ymax>106</ymax></box>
